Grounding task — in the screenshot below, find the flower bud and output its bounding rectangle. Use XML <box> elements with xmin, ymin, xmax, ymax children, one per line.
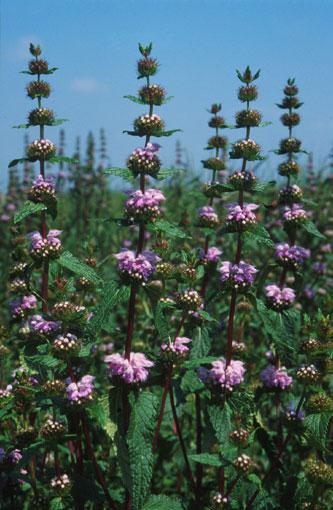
<box><xmin>307</xmin><ymin>393</ymin><xmax>333</xmax><ymax>413</ymax></box>
<box><xmin>305</xmin><ymin>458</ymin><xmax>333</xmax><ymax>485</ymax></box>
<box><xmin>137</xmin><ymin>58</ymin><xmax>158</xmax><ymax>77</ymax></box>
<box><xmin>53</xmin><ymin>333</ymin><xmax>81</xmax><ymax>358</ymax></box>
<box><xmin>235</xmin><ymin>109</ymin><xmax>262</xmax><ymax>127</ymax></box>
<box><xmin>156</xmin><ymin>262</ymin><xmax>174</xmax><ymax>278</ymax></box>
<box><xmin>176</xmin><ymin>289</ymin><xmax>202</xmax><ymax>311</ymax></box>
<box><xmin>42</xmin><ymin>379</ymin><xmax>66</xmax><ymax>397</ymax></box>
<box><xmin>280</xmin><ymin>112</ymin><xmax>300</xmax><ymax>127</ymax></box>
<box><xmin>210</xmin><ymin>103</ymin><xmax>222</xmax><ymax>114</ymax></box>
<box><xmin>207</xmin><ymin>136</ymin><xmax>227</xmax><ymax>149</ymax></box>
<box><xmin>27</xmin><ymin>139</ymin><xmax>56</xmax><ymax>160</ymax></box>
<box><xmin>29</xmin><ymin>44</ymin><xmax>42</xmax><ymax>57</ymax></box>
<box><xmin>28</xmin><ymin>59</ymin><xmax>49</xmax><ymax>74</ymax></box>
<box><xmin>229</xmin><ymin>170</ymin><xmax>256</xmax><ymax>191</ymax></box>
<box><xmin>209</xmin><ymin>116</ymin><xmax>225</xmax><ymax>128</ymax></box>
<box><xmin>202</xmin><ymin>157</ymin><xmax>226</xmax><ymax>171</ymax></box>
<box><xmin>51</xmin><ymin>474</ymin><xmax>71</xmax><ymax>494</ymax></box>
<box><xmin>41</xmin><ymin>417</ymin><xmax>66</xmax><ymax>440</ymax></box>
<box><xmin>238</xmin><ymin>85</ymin><xmax>258</xmax><ymax>102</ymax></box>
<box><xmin>278</xmin><ymin>160</ymin><xmax>300</xmax><ymax>177</ymax></box>
<box><xmin>234</xmin><ymin>453</ymin><xmax>252</xmax><ymax>472</ymax></box>
<box><xmin>26</xmin><ymin>80</ymin><xmax>51</xmax><ymax>99</ymax></box>
<box><xmin>279</xmin><ymin>137</ymin><xmax>302</xmax><ymax>154</ymax></box>
<box><xmin>28</xmin><ymin>108</ymin><xmax>54</xmax><ymax>126</ymax></box>
<box><xmin>296</xmin><ymin>364</ymin><xmax>320</xmax><ymax>383</ymax></box>
<box><xmin>230</xmin><ymin>428</ymin><xmax>249</xmax><ymax>446</ymax></box>
<box><xmin>133</xmin><ymin>114</ymin><xmax>164</xmax><ymax>136</ymax></box>
<box><xmin>279</xmin><ymin>184</ymin><xmax>303</xmax><ymax>204</ymax></box>
<box><xmin>230</xmin><ymin>139</ymin><xmax>261</xmax><ymax>160</ymax></box>
<box><xmin>139</xmin><ymin>84</ymin><xmax>165</xmax><ymax>105</ymax></box>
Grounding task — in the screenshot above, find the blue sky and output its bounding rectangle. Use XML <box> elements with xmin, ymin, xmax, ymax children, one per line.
<box><xmin>1</xmin><ymin>0</ymin><xmax>333</xmax><ymax>190</ymax></box>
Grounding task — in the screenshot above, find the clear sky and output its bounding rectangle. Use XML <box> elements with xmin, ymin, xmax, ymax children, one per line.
<box><xmin>1</xmin><ymin>0</ymin><xmax>333</xmax><ymax>190</ymax></box>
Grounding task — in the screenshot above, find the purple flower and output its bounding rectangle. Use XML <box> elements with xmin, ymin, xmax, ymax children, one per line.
<box><xmin>114</xmin><ymin>249</ymin><xmax>160</xmax><ymax>283</ymax></box>
<box><xmin>27</xmin><ymin>230</ymin><xmax>62</xmax><ymax>259</ymax></box>
<box><xmin>161</xmin><ymin>336</ymin><xmax>191</xmax><ymax>356</ymax></box>
<box><xmin>219</xmin><ymin>261</ymin><xmax>257</xmax><ymax>290</ymax></box>
<box><xmin>321</xmin><ymin>243</ymin><xmax>331</xmax><ymax>254</ymax></box>
<box><xmin>125</xmin><ymin>188</ymin><xmax>165</xmax><ymax>221</ymax></box>
<box><xmin>260</xmin><ymin>365</ymin><xmax>293</xmax><ymax>390</ymax></box>
<box><xmin>10</xmin><ymin>294</ymin><xmax>38</xmax><ymax>318</ymax></box>
<box><xmin>66</xmin><ymin>375</ymin><xmax>95</xmax><ymax>403</ymax></box>
<box><xmin>104</xmin><ymin>352</ymin><xmax>154</xmax><ymax>384</ymax></box>
<box><xmin>199</xmin><ymin>246</ymin><xmax>222</xmax><ymax>263</ymax></box>
<box><xmin>0</xmin><ymin>214</ymin><xmax>10</xmax><ymax>222</ymax></box>
<box><xmin>225</xmin><ymin>203</ymin><xmax>258</xmax><ymax>229</ymax></box>
<box><xmin>265</xmin><ymin>284</ymin><xmax>296</xmax><ymax>311</ymax></box>
<box><xmin>29</xmin><ymin>314</ymin><xmax>62</xmax><ymax>335</ymax></box>
<box><xmin>8</xmin><ymin>449</ymin><xmax>22</xmax><ymax>464</ymax></box>
<box><xmin>30</xmin><ymin>174</ymin><xmax>55</xmax><ymax>201</ymax></box>
<box><xmin>284</xmin><ymin>401</ymin><xmax>305</xmax><ymax>421</ymax></box>
<box><xmin>197</xmin><ymin>206</ymin><xmax>219</xmax><ymax>227</ymax></box>
<box><xmin>275</xmin><ymin>243</ymin><xmax>310</xmax><ymax>269</ymax></box>
<box><xmin>303</xmin><ymin>286</ymin><xmax>315</xmax><ymax>300</ymax></box>
<box><xmin>312</xmin><ymin>262</ymin><xmax>326</xmax><ymax>274</ymax></box>
<box><xmin>6</xmin><ymin>203</ymin><xmax>16</xmax><ymax>212</ymax></box>
<box><xmin>209</xmin><ymin>358</ymin><xmax>246</xmax><ymax>390</ymax></box>
<box><xmin>283</xmin><ymin>204</ymin><xmax>307</xmax><ymax>224</ymax></box>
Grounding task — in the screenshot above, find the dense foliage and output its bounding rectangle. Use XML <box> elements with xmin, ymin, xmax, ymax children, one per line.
<box><xmin>0</xmin><ymin>42</ymin><xmax>332</xmax><ymax>510</ymax></box>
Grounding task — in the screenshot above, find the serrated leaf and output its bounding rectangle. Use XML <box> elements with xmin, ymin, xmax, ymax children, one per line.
<box><xmin>252</xmin><ymin>181</ymin><xmax>276</xmax><ymax>192</ymax></box>
<box><xmin>86</xmin><ymin>281</ymin><xmax>129</xmax><ymax>335</ymax></box>
<box><xmin>184</xmin><ymin>356</ymin><xmax>217</xmax><ymax>369</ymax></box>
<box><xmin>155</xmin><ymin>167</ymin><xmax>184</xmax><ymax>180</ymax></box>
<box><xmin>244</xmin><ymin>224</ymin><xmax>274</xmax><ymax>247</ymax></box>
<box><xmin>208</xmin><ymin>403</ymin><xmax>232</xmax><ymax>449</ymax></box>
<box><xmin>127</xmin><ymin>391</ymin><xmax>158</xmax><ymax>510</ymax></box>
<box><xmin>303</xmin><ymin>413</ymin><xmax>331</xmax><ymax>449</ymax></box>
<box><xmin>153</xmin><ymin>129</ymin><xmax>182</xmax><ymax>138</ymax></box>
<box><xmin>103</xmin><ymin>167</ymin><xmax>134</xmax><ymax>182</ymax></box>
<box><xmin>14</xmin><ymin>200</ymin><xmax>46</xmax><ymax>223</ymax></box>
<box><xmin>124</xmin><ymin>94</ymin><xmax>146</xmax><ymax>104</ymax></box>
<box><xmin>57</xmin><ymin>251</ymin><xmax>102</xmax><ymax>284</ymax></box>
<box><xmin>142</xmin><ymin>495</ymin><xmax>183</xmax><ymax>510</ymax></box>
<box><xmin>189</xmin><ymin>453</ymin><xmax>222</xmax><ymax>467</ymax></box>
<box><xmin>302</xmin><ymin>220</ymin><xmax>325</xmax><ymax>240</ymax></box>
<box><xmin>88</xmin><ymin>395</ymin><xmax>116</xmax><ymax>440</ymax></box>
<box><xmin>153</xmin><ymin>301</ymin><xmax>171</xmax><ymax>341</ymax></box>
<box><xmin>150</xmin><ymin>219</ymin><xmax>189</xmax><ymax>238</ymax></box>
<box><xmin>190</xmin><ymin>327</ymin><xmax>211</xmax><ymax>358</ymax></box>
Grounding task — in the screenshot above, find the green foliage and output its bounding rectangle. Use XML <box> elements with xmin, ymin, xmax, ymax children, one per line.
<box><xmin>14</xmin><ymin>200</ymin><xmax>46</xmax><ymax>223</ymax></box>
<box><xmin>56</xmin><ymin>250</ymin><xmax>102</xmax><ymax>284</ymax></box>
<box><xmin>86</xmin><ymin>281</ymin><xmax>130</xmax><ymax>335</ymax></box>
<box><xmin>142</xmin><ymin>495</ymin><xmax>183</xmax><ymax>510</ymax></box>
<box><xmin>302</xmin><ymin>219</ymin><xmax>325</xmax><ymax>239</ymax></box>
<box><xmin>150</xmin><ymin>219</ymin><xmax>189</xmax><ymax>238</ymax></box>
<box><xmin>127</xmin><ymin>391</ymin><xmax>159</xmax><ymax>510</ymax></box>
<box><xmin>303</xmin><ymin>412</ymin><xmax>331</xmax><ymax>449</ymax></box>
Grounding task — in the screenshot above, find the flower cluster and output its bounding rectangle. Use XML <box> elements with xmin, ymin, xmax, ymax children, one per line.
<box><xmin>161</xmin><ymin>336</ymin><xmax>191</xmax><ymax>357</ymax></box>
<box><xmin>197</xmin><ymin>205</ymin><xmax>219</xmax><ymax>228</ymax></box>
<box><xmin>265</xmin><ymin>284</ymin><xmax>296</xmax><ymax>311</ymax></box>
<box><xmin>114</xmin><ymin>249</ymin><xmax>160</xmax><ymax>284</ymax></box>
<box><xmin>66</xmin><ymin>375</ymin><xmax>95</xmax><ymax>404</ymax></box>
<box><xmin>283</xmin><ymin>204</ymin><xmax>307</xmax><ymax>226</ymax></box>
<box><xmin>209</xmin><ymin>358</ymin><xmax>246</xmax><ymax>391</ymax></box>
<box><xmin>219</xmin><ymin>261</ymin><xmax>257</xmax><ymax>290</ymax></box>
<box><xmin>29</xmin><ymin>174</ymin><xmax>55</xmax><ymax>203</ymax></box>
<box><xmin>28</xmin><ymin>230</ymin><xmax>62</xmax><ymax>259</ymax></box>
<box><xmin>127</xmin><ymin>142</ymin><xmax>161</xmax><ymax>176</ymax></box>
<box><xmin>225</xmin><ymin>203</ymin><xmax>258</xmax><ymax>230</ymax></box>
<box><xmin>104</xmin><ymin>352</ymin><xmax>154</xmax><ymax>384</ymax></box>
<box><xmin>125</xmin><ymin>188</ymin><xmax>165</xmax><ymax>222</ymax></box>
<box><xmin>275</xmin><ymin>243</ymin><xmax>310</xmax><ymax>270</ymax></box>
<box><xmin>29</xmin><ymin>314</ymin><xmax>61</xmax><ymax>335</ymax></box>
<box><xmin>10</xmin><ymin>294</ymin><xmax>37</xmax><ymax>319</ymax></box>
<box><xmin>199</xmin><ymin>246</ymin><xmax>222</xmax><ymax>264</ymax></box>
<box><xmin>260</xmin><ymin>364</ymin><xmax>293</xmax><ymax>390</ymax></box>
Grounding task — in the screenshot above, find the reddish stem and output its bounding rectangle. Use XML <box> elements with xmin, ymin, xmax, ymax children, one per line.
<box><xmin>152</xmin><ymin>366</ymin><xmax>172</xmax><ymax>452</ymax></box>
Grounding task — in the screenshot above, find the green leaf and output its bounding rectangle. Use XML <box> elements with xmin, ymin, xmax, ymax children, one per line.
<box><xmin>88</xmin><ymin>395</ymin><xmax>116</xmax><ymax>440</ymax></box>
<box><xmin>155</xmin><ymin>167</ymin><xmax>184</xmax><ymax>180</ymax></box>
<box><xmin>152</xmin><ymin>129</ymin><xmax>182</xmax><ymax>138</ymax></box>
<box><xmin>252</xmin><ymin>181</ymin><xmax>276</xmax><ymax>192</ymax></box>
<box><xmin>124</xmin><ymin>95</ymin><xmax>146</xmax><ymax>104</ymax></box>
<box><xmin>244</xmin><ymin>224</ymin><xmax>274</xmax><ymax>247</ymax></box>
<box><xmin>14</xmin><ymin>200</ymin><xmax>46</xmax><ymax>224</ymax></box>
<box><xmin>208</xmin><ymin>402</ymin><xmax>232</xmax><ymax>449</ymax></box>
<box><xmin>303</xmin><ymin>413</ymin><xmax>331</xmax><ymax>449</ymax></box>
<box><xmin>8</xmin><ymin>157</ymin><xmax>29</xmax><ymax>168</ymax></box>
<box><xmin>103</xmin><ymin>167</ymin><xmax>134</xmax><ymax>182</ymax></box>
<box><xmin>190</xmin><ymin>327</ymin><xmax>211</xmax><ymax>358</ymax></box>
<box><xmin>87</xmin><ymin>281</ymin><xmax>130</xmax><ymax>335</ymax></box>
<box><xmin>183</xmin><ymin>356</ymin><xmax>216</xmax><ymax>369</ymax></box>
<box><xmin>57</xmin><ymin>251</ymin><xmax>102</xmax><ymax>284</ymax></box>
<box><xmin>189</xmin><ymin>453</ymin><xmax>222</xmax><ymax>467</ymax></box>
<box><xmin>150</xmin><ymin>219</ymin><xmax>189</xmax><ymax>238</ymax></box>
<box><xmin>127</xmin><ymin>391</ymin><xmax>158</xmax><ymax>510</ymax></box>
<box><xmin>302</xmin><ymin>220</ymin><xmax>325</xmax><ymax>240</ymax></box>
<box><xmin>142</xmin><ymin>495</ymin><xmax>183</xmax><ymax>510</ymax></box>
<box><xmin>48</xmin><ymin>155</ymin><xmax>78</xmax><ymax>165</ymax></box>
<box><xmin>153</xmin><ymin>301</ymin><xmax>171</xmax><ymax>341</ymax></box>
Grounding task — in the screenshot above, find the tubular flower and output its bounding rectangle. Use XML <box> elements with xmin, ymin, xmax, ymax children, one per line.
<box><xmin>104</xmin><ymin>352</ymin><xmax>154</xmax><ymax>384</ymax></box>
